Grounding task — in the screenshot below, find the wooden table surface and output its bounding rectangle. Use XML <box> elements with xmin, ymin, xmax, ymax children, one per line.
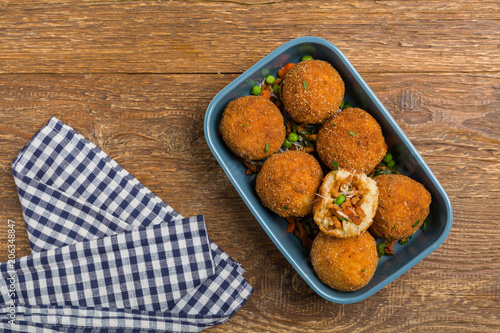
<box><xmin>1</xmin><ymin>1</ymin><xmax>499</xmax><ymax>332</ymax></box>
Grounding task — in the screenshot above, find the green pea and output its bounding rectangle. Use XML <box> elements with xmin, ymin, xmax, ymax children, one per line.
<box><xmin>283</xmin><ymin>139</ymin><xmax>292</xmax><ymax>149</ymax></box>
<box><xmin>302</xmin><ymin>55</ymin><xmax>313</xmax><ymax>61</ymax></box>
<box><xmin>387</xmin><ymin>160</ymin><xmax>396</xmax><ymax>168</ymax></box>
<box><xmin>334</xmin><ymin>194</ymin><xmax>345</xmax><ymax>206</ymax></box>
<box><xmin>251</xmin><ymin>85</ymin><xmax>261</xmax><ymax>95</ymax></box>
<box><xmin>288</xmin><ymin>132</ymin><xmax>299</xmax><ymax>142</ymax></box>
<box><xmin>383</xmin><ymin>153</ymin><xmax>393</xmax><ymax>163</ymax></box>
<box><xmin>272</xmin><ymin>85</ymin><xmax>280</xmax><ymax>96</ymax></box>
<box><xmin>265</xmin><ymin>75</ymin><xmax>276</xmax><ymax>85</ymax></box>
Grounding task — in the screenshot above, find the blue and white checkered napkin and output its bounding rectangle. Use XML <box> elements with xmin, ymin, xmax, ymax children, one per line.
<box><xmin>1</xmin><ymin>117</ymin><xmax>253</xmax><ymax>332</ymax></box>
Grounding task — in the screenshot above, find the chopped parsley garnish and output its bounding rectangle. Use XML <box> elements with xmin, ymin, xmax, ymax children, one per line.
<box><xmin>338</xmin><ymin>217</ymin><xmax>348</xmax><ymax>222</ymax></box>
<box><xmin>286</xmin><ymin>123</ymin><xmax>319</xmax><ymax>150</ymax></box>
<box><xmin>264</xmin><ymin>142</ymin><xmax>270</xmax><ymax>153</ymax></box>
<box><xmin>377</xmin><ymin>240</ymin><xmax>393</xmax><ymax>258</ymax></box>
<box><xmin>361</xmin><ymin>268</ymin><xmax>366</xmax><ymax>272</ymax></box>
<box><xmin>349</xmin><ymin>131</ymin><xmax>356</xmax><ymax>136</ymax></box>
<box><xmin>304</xmin><ymin>223</ymin><xmax>311</xmax><ymax>234</ymax></box>
<box><xmin>303</xmin><ymin>124</ymin><xmax>321</xmax><ymax>134</ymax></box>
<box><xmin>333</xmin><ymin>123</ymin><xmax>337</xmax><ymax>127</ymax></box>
<box><xmin>303</xmin><ymin>81</ymin><xmax>308</xmax><ymax>89</ymax></box>
<box><xmin>339</xmin><ymin>100</ymin><xmax>352</xmax><ymax>109</ymax></box>
<box><xmin>283</xmin><ymin>206</ymin><xmax>289</xmax><ymax>210</ymax></box>
<box><xmin>421</xmin><ymin>216</ymin><xmax>430</xmax><ymax>232</ymax></box>
<box><xmin>377</xmin><ymin>240</ymin><xmax>387</xmax><ymax>258</ymax></box>
<box><xmin>242</xmin><ymin>124</ymin><xmax>248</xmax><ymax>127</ymax></box>
<box><xmin>331</xmin><ymin>160</ymin><xmax>339</xmax><ymax>170</ymax></box>
<box><xmin>412</xmin><ymin>220</ymin><xmax>420</xmax><ymax>227</ymax></box>
<box><xmin>398</xmin><ymin>235</ymin><xmax>412</xmax><ymax>245</ymax></box>
<box><xmin>297</xmin><ymin>132</ymin><xmax>313</xmax><ymax>148</ymax></box>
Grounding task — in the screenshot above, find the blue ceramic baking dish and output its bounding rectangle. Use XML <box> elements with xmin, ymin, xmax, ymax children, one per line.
<box><xmin>204</xmin><ymin>36</ymin><xmax>453</xmax><ymax>303</ymax></box>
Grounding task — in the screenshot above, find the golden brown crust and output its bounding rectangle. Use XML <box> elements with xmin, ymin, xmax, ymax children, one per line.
<box><xmin>313</xmin><ymin>169</ymin><xmax>378</xmax><ymax>238</ymax></box>
<box><xmin>281</xmin><ymin>60</ymin><xmax>345</xmax><ymax>124</ymax></box>
<box><xmin>369</xmin><ymin>174</ymin><xmax>432</xmax><ymax>241</ymax></box>
<box><xmin>255</xmin><ymin>150</ymin><xmax>323</xmax><ymax>217</ymax></box>
<box><xmin>316</xmin><ymin>107</ymin><xmax>387</xmax><ymax>174</ymax></box>
<box><xmin>219</xmin><ymin>95</ymin><xmax>286</xmax><ymax>160</ymax></box>
<box><xmin>310</xmin><ymin>231</ymin><xmax>378</xmax><ymax>292</ymax></box>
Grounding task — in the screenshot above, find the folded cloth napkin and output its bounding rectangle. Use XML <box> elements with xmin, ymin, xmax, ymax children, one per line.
<box><xmin>1</xmin><ymin>117</ymin><xmax>253</xmax><ymax>332</ymax></box>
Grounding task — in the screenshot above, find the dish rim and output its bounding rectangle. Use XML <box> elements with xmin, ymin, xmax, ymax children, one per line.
<box><xmin>204</xmin><ymin>36</ymin><xmax>453</xmax><ymax>303</ymax></box>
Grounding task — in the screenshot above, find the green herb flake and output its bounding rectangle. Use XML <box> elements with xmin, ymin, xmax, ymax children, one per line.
<box><xmin>412</xmin><ymin>219</ymin><xmax>420</xmax><ymax>227</ymax></box>
<box><xmin>361</xmin><ymin>268</ymin><xmax>366</xmax><ymax>272</ymax></box>
<box><xmin>241</xmin><ymin>124</ymin><xmax>248</xmax><ymax>127</ymax></box>
<box><xmin>283</xmin><ymin>206</ymin><xmax>289</xmax><ymax>210</ymax></box>
<box><xmin>398</xmin><ymin>235</ymin><xmax>412</xmax><ymax>245</ymax></box>
<box><xmin>340</xmin><ymin>100</ymin><xmax>352</xmax><ymax>109</ymax></box>
<box><xmin>292</xmin><ymin>122</ymin><xmax>298</xmax><ymax>134</ymax></box>
<box><xmin>333</xmin><ymin>123</ymin><xmax>337</xmax><ymax>127</ymax></box>
<box><xmin>377</xmin><ymin>240</ymin><xmax>387</xmax><ymax>258</ymax></box>
<box><xmin>298</xmin><ymin>133</ymin><xmax>313</xmax><ymax>148</ymax></box>
<box><xmin>338</xmin><ymin>217</ymin><xmax>348</xmax><ymax>222</ymax></box>
<box><xmin>349</xmin><ymin>131</ymin><xmax>356</xmax><ymax>136</ymax></box>
<box><xmin>304</xmin><ymin>124</ymin><xmax>320</xmax><ymax>134</ymax></box>
<box><xmin>331</xmin><ymin>160</ymin><xmax>339</xmax><ymax>170</ymax></box>
<box><xmin>264</xmin><ymin>142</ymin><xmax>270</xmax><ymax>153</ymax></box>
<box><xmin>304</xmin><ymin>223</ymin><xmax>311</xmax><ymax>235</ymax></box>
<box><xmin>392</xmin><ymin>225</ymin><xmax>396</xmax><ymax>230</ymax></box>
<box><xmin>421</xmin><ymin>216</ymin><xmax>431</xmax><ymax>232</ymax></box>
<box><xmin>303</xmin><ymin>81</ymin><xmax>308</xmax><ymax>89</ymax></box>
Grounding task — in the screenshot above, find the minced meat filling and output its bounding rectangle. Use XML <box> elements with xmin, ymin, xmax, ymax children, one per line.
<box><xmin>324</xmin><ymin>175</ymin><xmax>367</xmax><ymax>228</ymax></box>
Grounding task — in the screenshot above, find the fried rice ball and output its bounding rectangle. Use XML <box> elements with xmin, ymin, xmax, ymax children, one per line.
<box><xmin>311</xmin><ymin>231</ymin><xmax>378</xmax><ymax>292</ymax></box>
<box><xmin>369</xmin><ymin>174</ymin><xmax>432</xmax><ymax>241</ymax></box>
<box><xmin>255</xmin><ymin>150</ymin><xmax>323</xmax><ymax>217</ymax></box>
<box><xmin>219</xmin><ymin>95</ymin><xmax>286</xmax><ymax>160</ymax></box>
<box><xmin>316</xmin><ymin>107</ymin><xmax>387</xmax><ymax>174</ymax></box>
<box><xmin>313</xmin><ymin>169</ymin><xmax>378</xmax><ymax>238</ymax></box>
<box><xmin>281</xmin><ymin>60</ymin><xmax>345</xmax><ymax>124</ymax></box>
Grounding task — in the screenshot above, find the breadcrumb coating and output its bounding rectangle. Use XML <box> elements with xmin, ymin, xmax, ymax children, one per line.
<box><xmin>316</xmin><ymin>107</ymin><xmax>387</xmax><ymax>174</ymax></box>
<box><xmin>311</xmin><ymin>231</ymin><xmax>378</xmax><ymax>292</ymax></box>
<box><xmin>219</xmin><ymin>95</ymin><xmax>286</xmax><ymax>160</ymax></box>
<box><xmin>256</xmin><ymin>150</ymin><xmax>323</xmax><ymax>217</ymax></box>
<box><xmin>369</xmin><ymin>174</ymin><xmax>432</xmax><ymax>241</ymax></box>
<box><xmin>281</xmin><ymin>60</ymin><xmax>344</xmax><ymax>124</ymax></box>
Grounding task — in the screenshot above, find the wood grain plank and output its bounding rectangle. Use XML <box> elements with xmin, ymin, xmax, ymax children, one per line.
<box><xmin>0</xmin><ymin>72</ymin><xmax>498</xmax><ymax>331</ymax></box>
<box><xmin>0</xmin><ymin>2</ymin><xmax>499</xmax><ymax>74</ymax></box>
<box><xmin>2</xmin><ymin>0</ymin><xmax>500</xmax><ymax>11</ymax></box>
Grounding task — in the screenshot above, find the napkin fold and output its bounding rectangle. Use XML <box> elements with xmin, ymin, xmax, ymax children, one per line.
<box><xmin>1</xmin><ymin>117</ymin><xmax>253</xmax><ymax>332</ymax></box>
